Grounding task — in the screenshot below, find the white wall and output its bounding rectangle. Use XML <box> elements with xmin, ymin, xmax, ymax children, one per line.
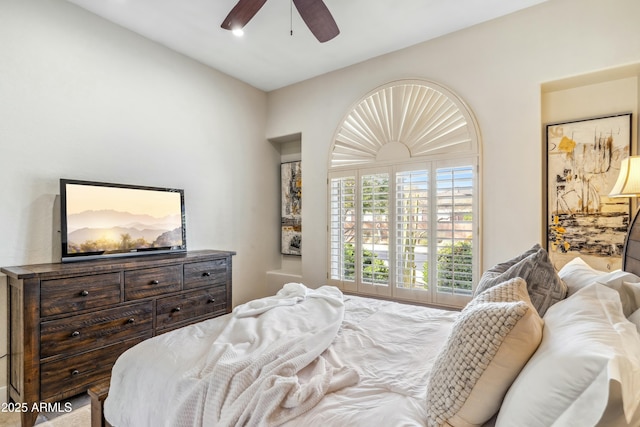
<box><xmin>266</xmin><ymin>0</ymin><xmax>640</xmax><ymax>286</ymax></box>
<box><xmin>0</xmin><ymin>0</ymin><xmax>280</xmax><ymax>400</ymax></box>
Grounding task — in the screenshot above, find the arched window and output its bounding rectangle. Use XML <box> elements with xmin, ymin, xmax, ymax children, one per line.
<box><xmin>327</xmin><ymin>80</ymin><xmax>481</xmax><ymax>308</ymax></box>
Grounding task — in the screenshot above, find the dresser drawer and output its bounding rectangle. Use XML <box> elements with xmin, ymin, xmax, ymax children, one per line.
<box><xmin>124</xmin><ymin>265</ymin><xmax>182</xmax><ymax>300</ymax></box>
<box><xmin>40</xmin><ymin>336</ymin><xmax>146</xmax><ymax>401</ymax></box>
<box><xmin>40</xmin><ymin>302</ymin><xmax>153</xmax><ymax>359</ymax></box>
<box><xmin>183</xmin><ymin>259</ymin><xmax>228</xmax><ymax>290</ymax></box>
<box><xmin>41</xmin><ymin>272</ymin><xmax>121</xmax><ymax>317</ymax></box>
<box><xmin>156</xmin><ymin>286</ymin><xmax>227</xmax><ymax>330</ymax></box>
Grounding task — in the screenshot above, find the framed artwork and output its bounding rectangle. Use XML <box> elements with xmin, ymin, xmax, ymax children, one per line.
<box><xmin>546</xmin><ymin>113</ymin><xmax>632</xmax><ymax>269</ymax></box>
<box><xmin>281</xmin><ymin>161</ymin><xmax>302</xmax><ymax>255</ymax></box>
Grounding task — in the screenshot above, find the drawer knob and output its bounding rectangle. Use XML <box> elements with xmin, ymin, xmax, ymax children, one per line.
<box><xmin>127</xmin><ymin>318</ymin><xmax>135</xmax><ymax>324</ymax></box>
<box><xmin>173</xmin><ymin>307</ymin><xmax>181</xmax><ymax>313</ymax></box>
<box><xmin>71</xmin><ymin>331</ymin><xmax>80</xmax><ymax>338</ymax></box>
<box><xmin>80</xmin><ymin>290</ymin><xmax>89</xmax><ymax>297</ymax></box>
<box><xmin>151</xmin><ymin>280</ymin><xmax>160</xmax><ymax>285</ymax></box>
<box><xmin>202</xmin><ymin>272</ymin><xmax>211</xmax><ymax>277</ymax></box>
<box><xmin>208</xmin><ymin>298</ymin><xmax>216</xmax><ymax>304</ymax></box>
<box><xmin>71</xmin><ymin>369</ymin><xmax>79</xmax><ymax>376</ymax></box>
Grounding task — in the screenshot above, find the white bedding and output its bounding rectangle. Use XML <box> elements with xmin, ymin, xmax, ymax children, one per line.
<box><xmin>104</xmin><ymin>286</ymin><xmax>458</xmax><ymax>426</ymax></box>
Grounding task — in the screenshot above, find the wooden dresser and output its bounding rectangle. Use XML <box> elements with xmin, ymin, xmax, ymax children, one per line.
<box><xmin>1</xmin><ymin>249</ymin><xmax>235</xmax><ymax>427</ymax></box>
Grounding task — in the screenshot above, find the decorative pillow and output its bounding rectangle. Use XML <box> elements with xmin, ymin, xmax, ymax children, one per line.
<box><xmin>474</xmin><ymin>246</ymin><xmax>567</xmax><ymax>316</ymax></box>
<box><xmin>425</xmin><ymin>278</ymin><xmax>543</xmax><ymax>427</ymax></box>
<box><xmin>496</xmin><ymin>284</ymin><xmax>640</xmax><ymax>427</ymax></box>
<box><xmin>474</xmin><ymin>244</ymin><xmax>541</xmax><ymax>296</ymax></box>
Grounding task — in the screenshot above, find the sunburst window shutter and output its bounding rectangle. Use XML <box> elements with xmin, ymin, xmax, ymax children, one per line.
<box><xmin>328</xmin><ymin>80</ymin><xmax>480</xmax><ymax>308</ymax></box>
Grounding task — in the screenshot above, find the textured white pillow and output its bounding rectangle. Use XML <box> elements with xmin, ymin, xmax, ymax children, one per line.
<box><xmin>426</xmin><ymin>278</ymin><xmax>543</xmax><ymax>427</ymax></box>
<box><xmin>496</xmin><ymin>284</ymin><xmax>640</xmax><ymax>427</ymax></box>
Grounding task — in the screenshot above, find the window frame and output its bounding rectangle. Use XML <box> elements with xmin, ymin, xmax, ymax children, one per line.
<box><xmin>327</xmin><ymin>79</ymin><xmax>482</xmax><ymax>309</ymax></box>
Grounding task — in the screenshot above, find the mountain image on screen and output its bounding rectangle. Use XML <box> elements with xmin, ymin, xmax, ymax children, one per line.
<box><xmin>66</xmin><ymin>209</ymin><xmax>183</xmax><ymax>254</ymax></box>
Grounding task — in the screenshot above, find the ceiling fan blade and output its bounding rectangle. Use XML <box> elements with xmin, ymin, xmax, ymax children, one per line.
<box><xmin>221</xmin><ymin>0</ymin><xmax>268</xmax><ymax>31</ymax></box>
<box><xmin>292</xmin><ymin>0</ymin><xmax>340</xmax><ymax>43</ymax></box>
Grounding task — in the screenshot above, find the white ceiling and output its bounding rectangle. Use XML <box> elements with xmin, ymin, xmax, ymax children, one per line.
<box><xmin>65</xmin><ymin>0</ymin><xmax>547</xmax><ymax>92</ymax></box>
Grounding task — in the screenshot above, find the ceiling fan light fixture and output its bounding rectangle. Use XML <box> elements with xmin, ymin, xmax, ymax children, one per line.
<box><xmin>221</xmin><ymin>0</ymin><xmax>338</xmax><ymax>43</ymax></box>
<box><xmin>232</xmin><ymin>28</ymin><xmax>244</xmax><ymax>37</ymax></box>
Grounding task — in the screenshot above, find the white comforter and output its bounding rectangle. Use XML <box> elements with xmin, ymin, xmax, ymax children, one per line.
<box><xmin>104</xmin><ymin>285</ymin><xmax>459</xmax><ymax>426</ymax></box>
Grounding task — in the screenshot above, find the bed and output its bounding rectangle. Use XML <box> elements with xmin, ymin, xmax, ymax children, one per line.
<box><xmin>98</xmin><ymin>242</ymin><xmax>640</xmax><ymax>427</ymax></box>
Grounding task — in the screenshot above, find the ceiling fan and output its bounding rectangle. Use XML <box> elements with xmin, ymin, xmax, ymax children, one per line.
<box><xmin>221</xmin><ymin>0</ymin><xmax>340</xmax><ymax>43</ymax></box>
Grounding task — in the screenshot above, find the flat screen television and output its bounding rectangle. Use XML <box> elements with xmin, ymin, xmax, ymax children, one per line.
<box><xmin>60</xmin><ymin>179</ymin><xmax>186</xmax><ymax>262</ymax></box>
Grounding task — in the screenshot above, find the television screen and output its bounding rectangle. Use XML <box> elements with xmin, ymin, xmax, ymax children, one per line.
<box><xmin>60</xmin><ymin>179</ymin><xmax>186</xmax><ymax>262</ymax></box>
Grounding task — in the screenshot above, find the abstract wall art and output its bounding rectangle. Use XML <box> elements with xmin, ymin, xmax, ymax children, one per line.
<box><xmin>546</xmin><ymin>113</ymin><xmax>632</xmax><ymax>269</ymax></box>
<box><xmin>281</xmin><ymin>161</ymin><xmax>302</xmax><ymax>255</ymax></box>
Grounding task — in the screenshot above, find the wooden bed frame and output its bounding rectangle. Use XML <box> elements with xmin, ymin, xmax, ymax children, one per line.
<box><xmin>88</xmin><ymin>381</ymin><xmax>111</xmax><ymax>427</ymax></box>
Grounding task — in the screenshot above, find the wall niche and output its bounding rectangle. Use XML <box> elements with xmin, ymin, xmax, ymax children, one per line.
<box><xmin>267</xmin><ymin>133</ymin><xmax>302</xmax><ymax>295</ymax></box>
<box><xmin>541</xmin><ymin>63</ymin><xmax>640</xmax><ymax>272</ymax></box>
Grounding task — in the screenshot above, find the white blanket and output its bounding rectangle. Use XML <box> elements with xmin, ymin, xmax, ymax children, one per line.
<box><xmin>105</xmin><ymin>284</ymin><xmax>358</xmax><ymax>427</ymax></box>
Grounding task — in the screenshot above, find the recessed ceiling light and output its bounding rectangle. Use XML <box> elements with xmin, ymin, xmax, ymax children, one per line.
<box><xmin>232</xmin><ymin>28</ymin><xmax>244</xmax><ymax>37</ymax></box>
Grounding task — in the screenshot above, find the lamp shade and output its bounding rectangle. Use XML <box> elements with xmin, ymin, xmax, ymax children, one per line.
<box><xmin>609</xmin><ymin>156</ymin><xmax>640</xmax><ymax>197</ymax></box>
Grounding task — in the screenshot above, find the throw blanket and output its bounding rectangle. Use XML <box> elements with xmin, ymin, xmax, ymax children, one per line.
<box><xmin>168</xmin><ymin>283</ymin><xmax>359</xmax><ymax>427</ymax></box>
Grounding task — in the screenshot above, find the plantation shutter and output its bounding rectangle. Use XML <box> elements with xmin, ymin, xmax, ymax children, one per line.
<box><xmin>395</xmin><ymin>168</ymin><xmax>429</xmax><ymax>295</ymax></box>
<box><xmin>358</xmin><ymin>171</ymin><xmax>391</xmax><ymax>297</ymax></box>
<box><xmin>434</xmin><ymin>162</ymin><xmax>475</xmax><ymax>305</ymax></box>
<box><xmin>328</xmin><ymin>174</ymin><xmax>357</xmax><ymax>292</ymax></box>
<box><xmin>328</xmin><ymin>80</ymin><xmax>481</xmax><ymax>308</ymax></box>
